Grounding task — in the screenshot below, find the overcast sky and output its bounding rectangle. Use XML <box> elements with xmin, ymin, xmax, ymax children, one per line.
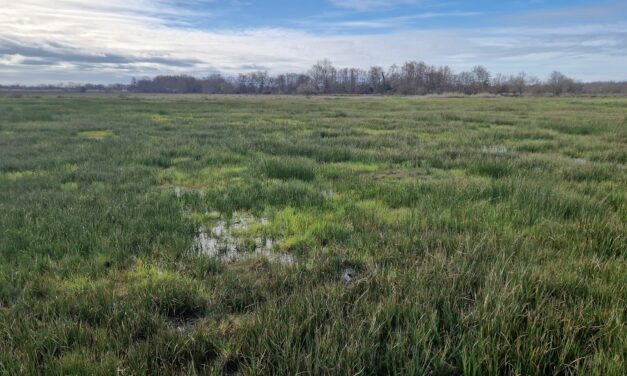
<box><xmin>1</xmin><ymin>0</ymin><xmax>626</xmax><ymax>84</ymax></box>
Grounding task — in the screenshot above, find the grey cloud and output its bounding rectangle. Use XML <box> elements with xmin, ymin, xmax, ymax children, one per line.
<box><xmin>471</xmin><ymin>28</ymin><xmax>627</xmax><ymax>60</ymax></box>
<box><xmin>239</xmin><ymin>64</ymin><xmax>271</xmax><ymax>70</ymax></box>
<box><xmin>0</xmin><ymin>38</ymin><xmax>203</xmax><ymax>68</ymax></box>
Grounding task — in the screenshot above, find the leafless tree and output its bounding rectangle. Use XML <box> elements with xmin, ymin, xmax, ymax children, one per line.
<box><xmin>309</xmin><ymin>59</ymin><xmax>337</xmax><ymax>94</ymax></box>
<box><xmin>122</xmin><ymin>60</ymin><xmax>609</xmax><ymax>96</ymax></box>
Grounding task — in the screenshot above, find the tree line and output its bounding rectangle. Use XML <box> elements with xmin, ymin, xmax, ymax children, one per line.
<box><xmin>128</xmin><ymin>60</ymin><xmax>627</xmax><ymax>96</ymax></box>
<box><xmin>3</xmin><ymin>59</ymin><xmax>626</xmax><ymax>95</ymax></box>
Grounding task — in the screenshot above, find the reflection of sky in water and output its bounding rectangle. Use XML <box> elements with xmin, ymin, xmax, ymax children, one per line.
<box><xmin>194</xmin><ymin>213</ymin><xmax>293</xmax><ymax>265</ymax></box>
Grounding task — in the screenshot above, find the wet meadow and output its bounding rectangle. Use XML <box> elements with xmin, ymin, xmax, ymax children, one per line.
<box><xmin>0</xmin><ymin>94</ymin><xmax>625</xmax><ymax>374</ymax></box>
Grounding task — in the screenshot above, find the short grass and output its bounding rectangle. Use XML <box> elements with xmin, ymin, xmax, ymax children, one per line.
<box><xmin>0</xmin><ymin>94</ymin><xmax>625</xmax><ymax>375</ymax></box>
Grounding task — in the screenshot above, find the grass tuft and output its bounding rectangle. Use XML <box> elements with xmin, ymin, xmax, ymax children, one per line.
<box><xmin>257</xmin><ymin>156</ymin><xmax>318</xmax><ymax>181</ymax></box>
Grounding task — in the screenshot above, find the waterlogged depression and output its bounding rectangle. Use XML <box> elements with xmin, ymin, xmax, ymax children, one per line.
<box><xmin>481</xmin><ymin>145</ymin><xmax>508</xmax><ymax>154</ymax></box>
<box><xmin>193</xmin><ymin>213</ymin><xmax>294</xmax><ymax>265</ymax></box>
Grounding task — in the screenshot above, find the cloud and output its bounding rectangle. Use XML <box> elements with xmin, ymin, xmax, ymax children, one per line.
<box><xmin>0</xmin><ymin>39</ymin><xmax>202</xmax><ymax>67</ymax></box>
<box><xmin>1</xmin><ymin>0</ymin><xmax>626</xmax><ymax>84</ymax></box>
<box><xmin>295</xmin><ymin>11</ymin><xmax>484</xmax><ymax>31</ymax></box>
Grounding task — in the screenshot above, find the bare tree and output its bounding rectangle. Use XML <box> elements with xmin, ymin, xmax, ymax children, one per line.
<box><xmin>309</xmin><ymin>59</ymin><xmax>337</xmax><ymax>94</ymax></box>
<box><xmin>548</xmin><ymin>71</ymin><xmax>571</xmax><ymax>95</ymax></box>
<box><xmin>368</xmin><ymin>66</ymin><xmax>385</xmax><ymax>94</ymax></box>
<box><xmin>472</xmin><ymin>65</ymin><xmax>491</xmax><ymax>92</ymax></box>
<box><xmin>511</xmin><ymin>72</ymin><xmax>527</xmax><ymax>95</ymax></box>
<box><xmin>123</xmin><ymin>59</ymin><xmax>611</xmax><ymax>96</ymax></box>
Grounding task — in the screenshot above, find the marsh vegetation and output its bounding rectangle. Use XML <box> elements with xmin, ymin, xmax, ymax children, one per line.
<box><xmin>0</xmin><ymin>95</ymin><xmax>625</xmax><ymax>375</ymax></box>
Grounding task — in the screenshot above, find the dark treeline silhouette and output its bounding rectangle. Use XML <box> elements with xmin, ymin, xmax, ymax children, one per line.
<box><xmin>0</xmin><ymin>83</ymin><xmax>126</xmax><ymax>93</ymax></box>
<box><xmin>128</xmin><ymin>60</ymin><xmax>626</xmax><ymax>95</ymax></box>
<box><xmin>3</xmin><ymin>59</ymin><xmax>627</xmax><ymax>95</ymax></box>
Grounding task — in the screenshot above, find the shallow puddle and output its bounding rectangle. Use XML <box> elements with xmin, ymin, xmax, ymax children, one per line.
<box><xmin>174</xmin><ymin>186</ymin><xmax>203</xmax><ymax>198</ymax></box>
<box><xmin>321</xmin><ymin>189</ymin><xmax>337</xmax><ymax>198</ymax></box>
<box><xmin>481</xmin><ymin>145</ymin><xmax>508</xmax><ymax>154</ymax></box>
<box><xmin>342</xmin><ymin>267</ymin><xmax>356</xmax><ymax>284</ymax></box>
<box><xmin>194</xmin><ymin>213</ymin><xmax>293</xmax><ymax>265</ymax></box>
<box><xmin>169</xmin><ymin>317</ymin><xmax>200</xmax><ymax>334</ymax></box>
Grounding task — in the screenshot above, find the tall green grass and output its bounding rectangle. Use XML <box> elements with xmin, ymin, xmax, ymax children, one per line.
<box><xmin>257</xmin><ymin>156</ymin><xmax>318</xmax><ymax>181</ymax></box>
<box><xmin>0</xmin><ymin>94</ymin><xmax>625</xmax><ymax>375</ymax></box>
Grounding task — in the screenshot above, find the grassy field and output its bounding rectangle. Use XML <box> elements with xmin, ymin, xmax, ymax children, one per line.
<box><xmin>0</xmin><ymin>94</ymin><xmax>625</xmax><ymax>375</ymax></box>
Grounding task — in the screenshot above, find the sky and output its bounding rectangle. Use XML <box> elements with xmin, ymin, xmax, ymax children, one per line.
<box><xmin>1</xmin><ymin>0</ymin><xmax>626</xmax><ymax>84</ymax></box>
